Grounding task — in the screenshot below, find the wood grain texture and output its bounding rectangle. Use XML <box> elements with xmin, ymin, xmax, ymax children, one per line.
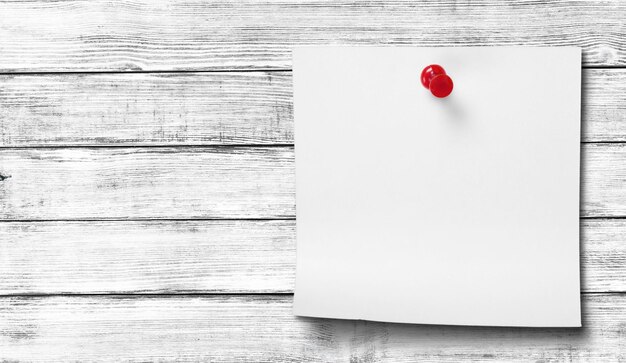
<box><xmin>0</xmin><ymin>219</ymin><xmax>624</xmax><ymax>295</ymax></box>
<box><xmin>581</xmin><ymin>219</ymin><xmax>626</xmax><ymax>293</ymax></box>
<box><xmin>0</xmin><ymin>69</ymin><xmax>624</xmax><ymax>146</ymax></box>
<box><xmin>0</xmin><ymin>147</ymin><xmax>294</xmax><ymax>220</ymax></box>
<box><xmin>0</xmin><ymin>220</ymin><xmax>296</xmax><ymax>295</ymax></box>
<box><xmin>584</xmin><ymin>69</ymin><xmax>626</xmax><ymax>142</ymax></box>
<box><xmin>0</xmin><ymin>145</ymin><xmax>626</xmax><ymax>219</ymax></box>
<box><xmin>0</xmin><ymin>0</ymin><xmax>625</xmax><ymax>72</ymax></box>
<box><xmin>0</xmin><ymin>294</ymin><xmax>625</xmax><ymax>362</ymax></box>
<box><xmin>0</xmin><ymin>72</ymin><xmax>293</xmax><ymax>146</ymax></box>
<box><xmin>584</xmin><ymin>143</ymin><xmax>626</xmax><ymax>217</ymax></box>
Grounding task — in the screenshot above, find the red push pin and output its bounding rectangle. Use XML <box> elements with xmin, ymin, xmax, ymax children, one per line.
<box><xmin>420</xmin><ymin>64</ymin><xmax>453</xmax><ymax>98</ymax></box>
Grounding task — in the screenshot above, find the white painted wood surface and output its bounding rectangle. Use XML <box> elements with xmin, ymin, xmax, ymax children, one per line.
<box><xmin>0</xmin><ymin>0</ymin><xmax>625</xmax><ymax>71</ymax></box>
<box><xmin>1</xmin><ymin>295</ymin><xmax>625</xmax><ymax>362</ymax></box>
<box><xmin>0</xmin><ymin>147</ymin><xmax>295</xmax><ymax>220</ymax></box>
<box><xmin>0</xmin><ymin>219</ymin><xmax>624</xmax><ymax>295</ymax></box>
<box><xmin>0</xmin><ymin>70</ymin><xmax>624</xmax><ymax>146</ymax></box>
<box><xmin>0</xmin><ymin>72</ymin><xmax>293</xmax><ymax>146</ymax></box>
<box><xmin>1</xmin><ymin>0</ymin><xmax>625</xmax><ymax>361</ymax></box>
<box><xmin>0</xmin><ymin>220</ymin><xmax>297</xmax><ymax>295</ymax></box>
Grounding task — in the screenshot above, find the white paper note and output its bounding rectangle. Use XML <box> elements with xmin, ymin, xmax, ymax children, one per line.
<box><xmin>293</xmin><ymin>47</ymin><xmax>581</xmax><ymax>327</ymax></box>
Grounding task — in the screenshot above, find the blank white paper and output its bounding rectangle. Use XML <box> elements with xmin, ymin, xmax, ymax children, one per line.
<box><xmin>293</xmin><ymin>47</ymin><xmax>581</xmax><ymax>327</ymax></box>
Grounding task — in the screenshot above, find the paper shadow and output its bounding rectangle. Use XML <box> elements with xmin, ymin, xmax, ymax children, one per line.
<box><xmin>296</xmin><ymin>310</ymin><xmax>588</xmax><ymax>360</ymax></box>
<box><xmin>438</xmin><ymin>95</ymin><xmax>467</xmax><ymax>124</ymax></box>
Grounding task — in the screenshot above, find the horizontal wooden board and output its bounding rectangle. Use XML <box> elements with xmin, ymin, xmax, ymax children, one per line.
<box><xmin>1</xmin><ymin>145</ymin><xmax>626</xmax><ymax>219</ymax></box>
<box><xmin>585</xmin><ymin>69</ymin><xmax>626</xmax><ymax>142</ymax></box>
<box><xmin>583</xmin><ymin>143</ymin><xmax>626</xmax><ymax>217</ymax></box>
<box><xmin>0</xmin><ymin>294</ymin><xmax>624</xmax><ymax>362</ymax></box>
<box><xmin>0</xmin><ymin>219</ymin><xmax>624</xmax><ymax>295</ymax></box>
<box><xmin>0</xmin><ymin>220</ymin><xmax>296</xmax><ymax>295</ymax></box>
<box><xmin>0</xmin><ymin>72</ymin><xmax>293</xmax><ymax>146</ymax></box>
<box><xmin>0</xmin><ymin>147</ymin><xmax>295</xmax><ymax>220</ymax></box>
<box><xmin>0</xmin><ymin>0</ymin><xmax>625</xmax><ymax>72</ymax></box>
<box><xmin>0</xmin><ymin>69</ymin><xmax>624</xmax><ymax>146</ymax></box>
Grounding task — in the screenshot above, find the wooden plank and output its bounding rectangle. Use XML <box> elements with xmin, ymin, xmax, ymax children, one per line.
<box><xmin>0</xmin><ymin>147</ymin><xmax>295</xmax><ymax>220</ymax></box>
<box><xmin>0</xmin><ymin>69</ymin><xmax>623</xmax><ymax>146</ymax></box>
<box><xmin>0</xmin><ymin>294</ymin><xmax>624</xmax><ymax>362</ymax></box>
<box><xmin>584</xmin><ymin>143</ymin><xmax>626</xmax><ymax>217</ymax></box>
<box><xmin>585</xmin><ymin>69</ymin><xmax>626</xmax><ymax>142</ymax></box>
<box><xmin>0</xmin><ymin>219</ymin><xmax>623</xmax><ymax>295</ymax></box>
<box><xmin>0</xmin><ymin>72</ymin><xmax>293</xmax><ymax>146</ymax></box>
<box><xmin>0</xmin><ymin>144</ymin><xmax>625</xmax><ymax>219</ymax></box>
<box><xmin>0</xmin><ymin>0</ymin><xmax>625</xmax><ymax>72</ymax></box>
<box><xmin>0</xmin><ymin>220</ymin><xmax>296</xmax><ymax>295</ymax></box>
<box><xmin>582</xmin><ymin>219</ymin><xmax>626</xmax><ymax>293</ymax></box>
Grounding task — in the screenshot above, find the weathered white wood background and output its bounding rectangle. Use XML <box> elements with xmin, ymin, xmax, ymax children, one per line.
<box><xmin>0</xmin><ymin>0</ymin><xmax>625</xmax><ymax>361</ymax></box>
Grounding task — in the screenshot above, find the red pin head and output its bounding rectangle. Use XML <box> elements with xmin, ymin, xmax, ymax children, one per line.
<box><xmin>421</xmin><ymin>64</ymin><xmax>453</xmax><ymax>98</ymax></box>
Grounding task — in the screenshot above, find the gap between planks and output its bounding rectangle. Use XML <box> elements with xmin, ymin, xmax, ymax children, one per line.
<box><xmin>0</xmin><ymin>65</ymin><xmax>622</xmax><ymax>76</ymax></box>
<box><xmin>0</xmin><ymin>144</ymin><xmax>296</xmax><ymax>150</ymax></box>
<box><xmin>0</xmin><ymin>142</ymin><xmax>616</xmax><ymax>150</ymax></box>
<box><xmin>0</xmin><ymin>217</ymin><xmax>297</xmax><ymax>222</ymax></box>
<box><xmin>0</xmin><ymin>293</ymin><xmax>297</xmax><ymax>298</ymax></box>
<box><xmin>0</xmin><ymin>292</ymin><xmax>622</xmax><ymax>298</ymax></box>
<box><xmin>0</xmin><ymin>217</ymin><xmax>622</xmax><ymax>223</ymax></box>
